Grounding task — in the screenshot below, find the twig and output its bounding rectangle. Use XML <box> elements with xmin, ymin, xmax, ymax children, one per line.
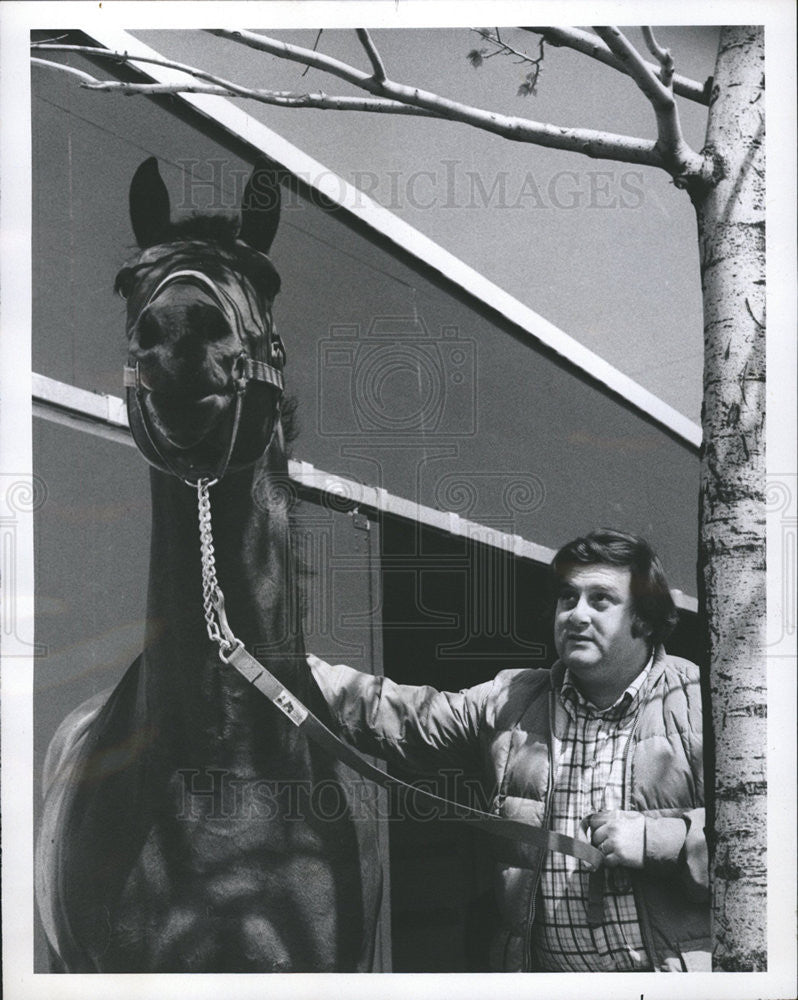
<box><xmin>32</xmin><ymin>42</ymin><xmax>285</xmax><ymax>101</ymax></box>
<box><xmin>31</xmin><ymin>56</ymin><xmax>436</xmax><ymax>115</ymax></box>
<box><xmin>300</xmin><ymin>30</ymin><xmax>323</xmax><ymax>78</ymax></box>
<box><xmin>470</xmin><ymin>28</ymin><xmax>546</xmax><ymax>96</ymax></box>
<box><xmin>522</xmin><ymin>26</ymin><xmax>709</xmax><ymax>105</ymax></box>
<box><xmin>471</xmin><ymin>27</ymin><xmax>538</xmax><ymax>64</ymax></box>
<box><xmin>355</xmin><ymin>28</ymin><xmax>387</xmax><ymax>82</ymax></box>
<box><xmin>594</xmin><ymin>26</ymin><xmax>673</xmax><ymax>109</ymax></box>
<box><xmin>30</xmin><ymin>56</ymin><xmax>98</xmax><ymax>85</ymax></box>
<box><xmin>641</xmin><ymin>27</ymin><xmax>674</xmax><ymax>88</ymax></box>
<box><xmin>206</xmin><ymin>29</ymin><xmax>375</xmax><ymax>90</ymax></box>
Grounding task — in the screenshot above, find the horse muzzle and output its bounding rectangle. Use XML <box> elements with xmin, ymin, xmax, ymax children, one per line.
<box><xmin>124</xmin><ymin>355</ymin><xmax>284</xmax><ymax>483</ymax></box>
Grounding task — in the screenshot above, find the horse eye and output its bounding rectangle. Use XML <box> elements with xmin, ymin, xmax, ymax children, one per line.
<box><xmin>114</xmin><ymin>268</ymin><xmax>134</xmax><ymax>300</ymax></box>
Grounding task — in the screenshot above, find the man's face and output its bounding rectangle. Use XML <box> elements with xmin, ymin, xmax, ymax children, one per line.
<box><xmin>554</xmin><ymin>563</ymin><xmax>651</xmax><ymax>702</ymax></box>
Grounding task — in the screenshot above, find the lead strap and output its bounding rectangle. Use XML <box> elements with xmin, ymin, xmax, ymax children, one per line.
<box><xmin>193</xmin><ymin>478</ymin><xmax>604</xmax><ymax>869</ymax></box>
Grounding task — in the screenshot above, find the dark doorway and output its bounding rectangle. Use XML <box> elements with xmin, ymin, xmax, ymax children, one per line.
<box><xmin>379</xmin><ymin>514</ymin><xmax>551</xmax><ymax>972</ymax></box>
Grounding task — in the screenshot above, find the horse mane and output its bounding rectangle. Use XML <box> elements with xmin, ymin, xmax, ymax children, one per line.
<box><xmin>163</xmin><ymin>213</ymin><xmax>241</xmax><ymax>247</ymax></box>
<box><xmin>277</xmin><ymin>392</ymin><xmax>310</xmax><ymax>581</ymax></box>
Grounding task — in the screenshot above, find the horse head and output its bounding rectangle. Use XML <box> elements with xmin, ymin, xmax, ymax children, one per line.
<box><xmin>117</xmin><ymin>157</ymin><xmax>286</xmax><ymax>483</ymax></box>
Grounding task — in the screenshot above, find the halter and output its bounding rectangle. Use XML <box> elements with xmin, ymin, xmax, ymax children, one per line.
<box><xmin>123</xmin><ymin>257</ymin><xmax>286</xmax><ymax>485</ymax></box>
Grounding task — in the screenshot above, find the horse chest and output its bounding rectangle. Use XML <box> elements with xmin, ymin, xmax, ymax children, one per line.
<box><xmin>109</xmin><ymin>800</ymin><xmax>355</xmax><ymax>971</ymax></box>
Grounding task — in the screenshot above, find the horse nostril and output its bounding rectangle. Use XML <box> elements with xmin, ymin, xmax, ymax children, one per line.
<box><xmin>132</xmin><ymin>310</ymin><xmax>165</xmax><ymax>353</ymax></box>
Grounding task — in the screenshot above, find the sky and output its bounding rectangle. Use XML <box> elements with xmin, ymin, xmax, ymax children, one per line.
<box><xmin>132</xmin><ymin>25</ymin><xmax>721</xmax><ymax>425</ymax></box>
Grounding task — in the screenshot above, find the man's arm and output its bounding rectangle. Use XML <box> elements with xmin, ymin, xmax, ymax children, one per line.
<box><xmin>588</xmin><ymin>656</ymin><xmax>709</xmax><ymax>898</ymax></box>
<box><xmin>586</xmin><ymin>808</ymin><xmax>708</xmax><ymax>899</ymax></box>
<box><xmin>645</xmin><ymin>808</ymin><xmax>709</xmax><ymax>899</ymax></box>
<box><xmin>307</xmin><ymin>654</ymin><xmax>490</xmax><ymax>775</ymax></box>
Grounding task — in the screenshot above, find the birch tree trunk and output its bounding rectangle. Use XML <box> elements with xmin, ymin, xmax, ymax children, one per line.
<box><xmin>693</xmin><ymin>25</ymin><xmax>766</xmax><ymax>971</ymax></box>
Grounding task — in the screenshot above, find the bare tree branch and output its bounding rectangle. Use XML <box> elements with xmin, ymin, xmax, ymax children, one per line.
<box><xmin>206</xmin><ymin>28</ymin><xmax>375</xmax><ymax>90</ymax></box>
<box><xmin>32</xmin><ymin>42</ymin><xmax>284</xmax><ymax>101</ymax></box>
<box><xmin>31</xmin><ymin>56</ymin><xmax>98</xmax><ymax>85</ymax></box>
<box><xmin>593</xmin><ymin>26</ymin><xmax>674</xmax><ymax>108</ymax></box>
<box><xmin>205</xmin><ymin>29</ymin><xmax>667</xmax><ymax>166</ymax></box>
<box><xmin>31</xmin><ymin>36</ymin><xmax>710</xmax><ymax>174</ymax></box>
<box><xmin>593</xmin><ymin>26</ymin><xmax>707</xmax><ymax>184</ymax></box>
<box><xmin>522</xmin><ymin>26</ymin><xmax>709</xmax><ymax>105</ymax></box>
<box><xmin>355</xmin><ymin>28</ymin><xmax>386</xmax><ymax>82</ymax></box>
<box><xmin>83</xmin><ymin>81</ymin><xmax>438</xmax><ymax>115</ymax></box>
<box><xmin>30</xmin><ymin>45</ymin><xmax>431</xmax><ymax>115</ymax></box>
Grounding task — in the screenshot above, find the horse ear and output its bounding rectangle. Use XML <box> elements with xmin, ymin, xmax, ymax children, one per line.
<box><xmin>129</xmin><ymin>157</ymin><xmax>171</xmax><ymax>248</ymax></box>
<box><xmin>240</xmin><ymin>158</ymin><xmax>281</xmax><ymax>254</ymax></box>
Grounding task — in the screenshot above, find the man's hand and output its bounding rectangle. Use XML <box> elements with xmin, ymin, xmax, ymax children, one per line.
<box><xmin>585</xmin><ymin>810</ymin><xmax>645</xmax><ymax>868</ymax></box>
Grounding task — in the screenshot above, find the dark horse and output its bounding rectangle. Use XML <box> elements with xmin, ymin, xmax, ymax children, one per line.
<box><xmin>36</xmin><ymin>158</ymin><xmax>382</xmax><ymax>972</ymax></box>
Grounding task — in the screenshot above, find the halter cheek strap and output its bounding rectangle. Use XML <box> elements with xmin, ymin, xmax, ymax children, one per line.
<box><xmin>123</xmin><ymin>268</ymin><xmax>285</xmax><ymax>485</ymax></box>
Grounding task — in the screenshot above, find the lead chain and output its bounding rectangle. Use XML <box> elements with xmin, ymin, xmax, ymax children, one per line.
<box><xmin>196</xmin><ymin>478</ymin><xmax>239</xmax><ymax>661</ymax></box>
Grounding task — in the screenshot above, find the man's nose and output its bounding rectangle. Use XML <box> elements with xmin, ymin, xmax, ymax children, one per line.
<box><xmin>568</xmin><ymin>595</ymin><xmax>591</xmax><ymax>626</ymax></box>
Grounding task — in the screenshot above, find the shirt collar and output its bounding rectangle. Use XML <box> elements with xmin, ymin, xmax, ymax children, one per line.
<box><xmin>560</xmin><ymin>652</ymin><xmax>654</xmax><ymax>718</ymax></box>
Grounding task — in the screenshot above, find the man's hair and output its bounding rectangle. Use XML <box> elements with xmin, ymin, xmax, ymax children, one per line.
<box><xmin>551</xmin><ymin>529</ymin><xmax>678</xmax><ymax>646</ymax></box>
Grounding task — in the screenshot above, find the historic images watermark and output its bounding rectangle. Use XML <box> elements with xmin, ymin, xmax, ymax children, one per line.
<box><xmin>766</xmin><ymin>474</ymin><xmax>797</xmax><ymax>656</ymax></box>
<box><xmin>1</xmin><ymin>474</ymin><xmax>48</xmax><ymax>657</ymax></box>
<box><xmin>175</xmin><ymin>766</ymin><xmax>497</xmax><ymax>825</ymax></box>
<box><xmin>317</xmin><ymin>316</ymin><xmax>477</xmax><ymax>439</ymax></box>
<box><xmin>296</xmin><ymin>312</ymin><xmax>549</xmax><ymax>661</ymax></box>
<box><xmin>347</xmin><ymin>161</ymin><xmax>647</xmax><ymax>212</ymax></box>
<box><xmin>244</xmin><ymin>311</ymin><xmax>550</xmax><ymax>661</ymax></box>
<box><xmin>174</xmin><ymin>156</ymin><xmax>647</xmax><ymax>214</ymax></box>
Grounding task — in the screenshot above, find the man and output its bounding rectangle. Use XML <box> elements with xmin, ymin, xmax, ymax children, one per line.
<box><xmin>308</xmin><ymin>530</ymin><xmax>709</xmax><ymax>972</ymax></box>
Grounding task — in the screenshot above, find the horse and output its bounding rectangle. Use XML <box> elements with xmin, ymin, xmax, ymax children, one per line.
<box><xmin>35</xmin><ymin>157</ymin><xmax>383</xmax><ymax>972</ymax></box>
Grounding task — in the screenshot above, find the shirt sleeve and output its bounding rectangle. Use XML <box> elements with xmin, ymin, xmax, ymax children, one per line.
<box><xmin>307</xmin><ymin>653</ymin><xmax>491</xmax><ymax>775</ymax></box>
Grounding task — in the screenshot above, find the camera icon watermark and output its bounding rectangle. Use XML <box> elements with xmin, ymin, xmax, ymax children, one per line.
<box><xmin>318</xmin><ymin>317</ymin><xmax>477</xmax><ymax>438</ymax></box>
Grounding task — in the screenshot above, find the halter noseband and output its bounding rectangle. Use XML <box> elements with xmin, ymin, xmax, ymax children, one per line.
<box><xmin>123</xmin><ymin>262</ymin><xmax>285</xmax><ymax>485</ymax></box>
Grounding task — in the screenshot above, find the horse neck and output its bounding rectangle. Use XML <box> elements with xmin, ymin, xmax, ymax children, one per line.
<box><xmin>142</xmin><ymin>448</ymin><xmax>308</xmax><ymax>744</ymax></box>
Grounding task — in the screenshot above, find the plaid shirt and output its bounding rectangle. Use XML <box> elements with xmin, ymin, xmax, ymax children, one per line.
<box><xmin>530</xmin><ymin>660</ymin><xmax>653</xmax><ymax>972</ymax></box>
